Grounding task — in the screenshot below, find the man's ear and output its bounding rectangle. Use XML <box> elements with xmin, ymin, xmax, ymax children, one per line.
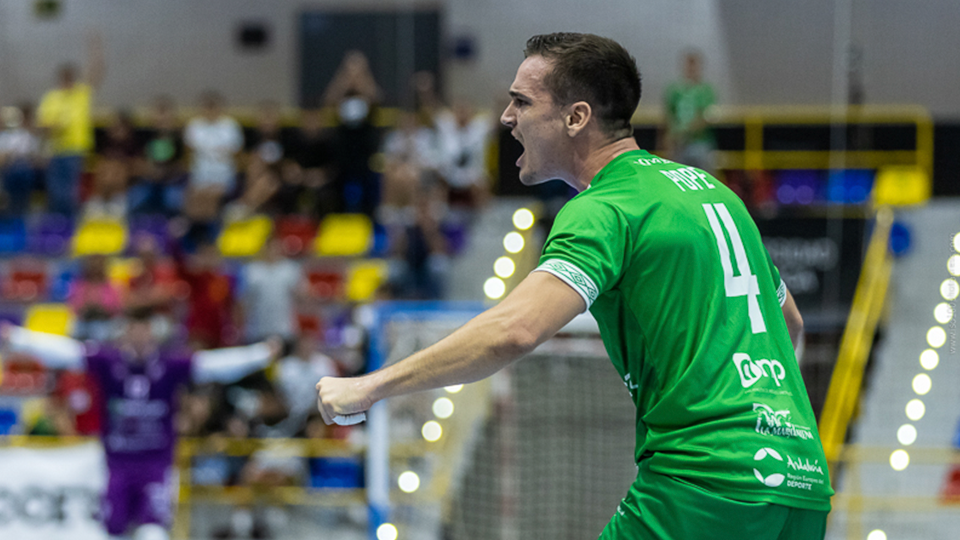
<box><xmin>565</xmin><ymin>101</ymin><xmax>592</xmax><ymax>137</ymax></box>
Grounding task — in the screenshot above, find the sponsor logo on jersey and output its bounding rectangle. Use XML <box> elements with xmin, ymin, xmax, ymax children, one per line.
<box><xmin>733</xmin><ymin>353</ymin><xmax>785</xmax><ymax>388</ymax></box>
<box><xmin>753</xmin><ymin>403</ymin><xmax>814</xmax><ymax>440</ymax></box>
<box><xmin>753</xmin><ymin>447</ymin><xmax>785</xmax><ymax>487</ymax></box>
<box><xmin>752</xmin><ymin>446</ymin><xmax>826</xmax><ymax>491</ymax></box>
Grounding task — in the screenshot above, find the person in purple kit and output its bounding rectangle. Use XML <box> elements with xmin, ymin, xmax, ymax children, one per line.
<box><xmin>1</xmin><ymin>308</ymin><xmax>281</xmax><ymax>540</ymax></box>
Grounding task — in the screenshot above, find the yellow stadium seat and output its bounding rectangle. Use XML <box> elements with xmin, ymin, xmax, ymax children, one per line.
<box><xmin>217</xmin><ymin>215</ymin><xmax>273</xmax><ymax>257</ymax></box>
<box><xmin>72</xmin><ymin>218</ymin><xmax>127</xmax><ymax>256</ymax></box>
<box><xmin>874</xmin><ymin>165</ymin><xmax>931</xmax><ymax>206</ymax></box>
<box><xmin>107</xmin><ymin>258</ymin><xmax>138</xmax><ymax>289</ymax></box>
<box><xmin>24</xmin><ymin>303</ymin><xmax>74</xmax><ymax>336</ymax></box>
<box><xmin>315</xmin><ymin>214</ymin><xmax>373</xmax><ymax>257</ymax></box>
<box><xmin>345</xmin><ymin>260</ymin><xmax>388</xmax><ymax>302</ymax></box>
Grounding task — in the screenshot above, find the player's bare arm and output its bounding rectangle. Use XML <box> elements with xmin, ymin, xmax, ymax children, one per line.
<box><xmin>781</xmin><ymin>287</ymin><xmax>803</xmax><ymax>349</ymax></box>
<box><xmin>315</xmin><ymin>271</ymin><xmax>585</xmax><ymax>425</ymax></box>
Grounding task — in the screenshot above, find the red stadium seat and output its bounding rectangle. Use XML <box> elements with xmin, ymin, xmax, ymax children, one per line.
<box><xmin>2</xmin><ymin>262</ymin><xmax>48</xmax><ymax>302</ymax></box>
<box><xmin>306</xmin><ymin>269</ymin><xmax>344</xmax><ymax>300</ymax></box>
<box><xmin>275</xmin><ymin>216</ymin><xmax>319</xmax><ymax>257</ymax></box>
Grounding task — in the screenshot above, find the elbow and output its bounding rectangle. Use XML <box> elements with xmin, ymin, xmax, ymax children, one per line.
<box><xmin>496</xmin><ymin>318</ymin><xmax>540</xmax><ymax>360</ymax></box>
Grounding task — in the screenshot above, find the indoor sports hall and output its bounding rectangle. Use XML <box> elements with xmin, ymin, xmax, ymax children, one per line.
<box><xmin>0</xmin><ymin>1</ymin><xmax>958</xmax><ymax>539</ymax></box>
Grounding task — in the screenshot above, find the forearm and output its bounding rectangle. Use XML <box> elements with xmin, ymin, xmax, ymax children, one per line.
<box><xmin>192</xmin><ymin>342</ymin><xmax>272</xmax><ymax>384</ymax></box>
<box><xmin>6</xmin><ymin>327</ymin><xmax>85</xmax><ymax>370</ymax></box>
<box><xmin>363</xmin><ymin>306</ymin><xmax>537</xmax><ymax>404</ymax></box>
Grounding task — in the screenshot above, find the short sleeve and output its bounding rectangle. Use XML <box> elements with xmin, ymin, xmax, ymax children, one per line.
<box><xmin>762</xmin><ymin>246</ymin><xmax>787</xmax><ymax>307</ymax></box>
<box><xmin>534</xmin><ymin>197</ymin><xmax>627</xmax><ymax>311</ymax></box>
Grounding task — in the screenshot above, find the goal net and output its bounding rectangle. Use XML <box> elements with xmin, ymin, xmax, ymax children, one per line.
<box><xmin>373</xmin><ymin>302</ymin><xmax>637</xmax><ymax>540</ymax></box>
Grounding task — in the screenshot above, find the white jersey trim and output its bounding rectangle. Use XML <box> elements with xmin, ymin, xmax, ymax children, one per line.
<box><xmin>533</xmin><ymin>259</ymin><xmax>599</xmax><ymax>311</ymax></box>
<box><xmin>777</xmin><ymin>278</ymin><xmax>788</xmax><ymax>307</ymax></box>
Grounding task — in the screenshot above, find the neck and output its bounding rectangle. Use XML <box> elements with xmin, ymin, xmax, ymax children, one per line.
<box><xmin>570</xmin><ymin>137</ymin><xmax>640</xmax><ymax>192</ymax></box>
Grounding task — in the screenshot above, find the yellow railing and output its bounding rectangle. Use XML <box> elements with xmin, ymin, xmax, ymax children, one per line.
<box><xmin>818</xmin><ymin>206</ymin><xmax>895</xmax><ymax>466</ymax></box>
<box><xmin>831</xmin><ymin>444</ymin><xmax>960</xmax><ymax>540</ymax></box>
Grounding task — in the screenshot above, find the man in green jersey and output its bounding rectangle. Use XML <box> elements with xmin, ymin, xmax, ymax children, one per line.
<box><xmin>316</xmin><ymin>32</ymin><xmax>833</xmax><ymax>539</ymax></box>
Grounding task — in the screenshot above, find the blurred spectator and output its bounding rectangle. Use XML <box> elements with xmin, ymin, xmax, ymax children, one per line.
<box><xmin>67</xmin><ymin>254</ymin><xmax>123</xmax><ymax>341</ymax></box>
<box><xmin>0</xmin><ymin>103</ymin><xmax>42</xmax><ymax>217</ymax></box>
<box><xmin>88</xmin><ymin>110</ymin><xmax>142</xmax><ymax>217</ymax></box>
<box><xmin>174</xmin><ymin>239</ymin><xmax>237</xmax><ymax>349</ymax></box>
<box><xmin>411</xmin><ymin>71</ymin><xmax>443</xmax><ymax>127</ymax></box>
<box><xmin>233</xmin><ymin>101</ymin><xmax>289</xmax><ymax>218</ymax></box>
<box><xmin>287</xmin><ymin>107</ymin><xmax>335</xmax><ymax>218</ymax></box>
<box><xmin>36</xmin><ymin>32</ymin><xmax>105</xmax><ymax>218</ymax></box>
<box><xmin>325</xmin><ymin>51</ymin><xmax>382</xmax><ymax>217</ymax></box>
<box><xmin>239</xmin><ymin>236</ymin><xmax>303</xmax><ymax>343</ymax></box>
<box><xmin>661</xmin><ymin>50</ymin><xmax>716</xmax><ymax>172</ymax></box>
<box><xmin>379</xmin><ymin>110</ymin><xmax>440</xmax><ymax>244</ymax></box>
<box><xmin>393</xmin><ymin>190</ymin><xmax>449</xmax><ymax>299</ymax></box>
<box><xmin>436</xmin><ymin>100</ymin><xmax>492</xmax><ymax>212</ymax></box>
<box><xmin>254</xmin><ymin>333</ymin><xmax>338</xmax><ymax>439</ymax></box>
<box><xmin>184</xmin><ymin>91</ymin><xmax>243</xmax><ymax>224</ymax></box>
<box><xmin>125</xmin><ymin>234</ymin><xmax>178</xmax><ymax>340</ymax></box>
<box><xmin>130</xmin><ymin>96</ymin><xmax>185</xmax><ymax>216</ymax></box>
<box><xmin>53</xmin><ymin>370</ymin><xmax>102</xmax><ymax>435</ymax></box>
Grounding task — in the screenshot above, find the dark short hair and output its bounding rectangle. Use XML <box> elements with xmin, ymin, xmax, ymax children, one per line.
<box><xmin>524</xmin><ymin>33</ymin><xmax>641</xmax><ymax>139</ymax></box>
<box><xmin>125</xmin><ymin>306</ymin><xmax>155</xmax><ymax>323</ymax></box>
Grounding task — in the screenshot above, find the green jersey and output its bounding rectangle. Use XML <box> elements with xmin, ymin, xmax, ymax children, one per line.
<box><xmin>535</xmin><ymin>149</ymin><xmax>833</xmax><ymax>512</ymax></box>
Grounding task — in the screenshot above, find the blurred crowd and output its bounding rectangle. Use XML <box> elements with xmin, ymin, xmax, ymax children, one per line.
<box><xmin>0</xmin><ymin>40</ymin><xmax>496</xmax><ymax>536</ymax></box>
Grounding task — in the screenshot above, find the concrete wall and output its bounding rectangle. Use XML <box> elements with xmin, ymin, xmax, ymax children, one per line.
<box><xmin>0</xmin><ymin>0</ymin><xmax>957</xmax><ymax>116</ymax></box>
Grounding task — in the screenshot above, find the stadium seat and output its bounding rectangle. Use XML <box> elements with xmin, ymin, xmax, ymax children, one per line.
<box><xmin>23</xmin><ymin>303</ymin><xmax>73</xmax><ymax>336</ymax></box>
<box><xmin>128</xmin><ymin>215</ymin><xmax>171</xmax><ymax>253</ymax></box>
<box><xmin>874</xmin><ymin>165</ymin><xmax>930</xmax><ymax>206</ymax></box>
<box><xmin>345</xmin><ymin>260</ymin><xmax>388</xmax><ymax>302</ymax></box>
<box><xmin>275</xmin><ymin>216</ymin><xmax>318</xmax><ymax>256</ymax></box>
<box><xmin>73</xmin><ymin>218</ymin><xmax>128</xmax><ymax>256</ymax></box>
<box><xmin>108</xmin><ymin>258</ymin><xmax>138</xmax><ymax>289</ymax></box>
<box><xmin>2</xmin><ymin>262</ymin><xmax>48</xmax><ymax>302</ymax></box>
<box><xmin>306</xmin><ymin>269</ymin><xmax>345</xmax><ymax>300</ymax></box>
<box><xmin>314</xmin><ymin>214</ymin><xmax>372</xmax><ymax>257</ymax></box>
<box><xmin>217</xmin><ymin>215</ymin><xmax>272</xmax><ymax>257</ymax></box>
<box><xmin>0</xmin><ymin>219</ymin><xmax>27</xmax><ymax>254</ymax></box>
<box><xmin>28</xmin><ymin>214</ymin><xmax>74</xmax><ymax>256</ymax></box>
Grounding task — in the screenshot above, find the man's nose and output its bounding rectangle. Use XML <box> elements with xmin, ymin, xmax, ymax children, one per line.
<box><xmin>500</xmin><ymin>105</ymin><xmax>515</xmax><ymax>128</ymax></box>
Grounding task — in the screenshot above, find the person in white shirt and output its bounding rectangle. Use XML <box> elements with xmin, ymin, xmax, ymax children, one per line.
<box><xmin>183</xmin><ymin>91</ymin><xmax>243</xmax><ymax>223</ymax></box>
<box><xmin>240</xmin><ymin>236</ymin><xmax>304</xmax><ymax>343</ymax></box>
<box><xmin>435</xmin><ymin>100</ymin><xmax>493</xmax><ymax>210</ymax></box>
<box><xmin>0</xmin><ymin>104</ymin><xmax>42</xmax><ymax>217</ymax></box>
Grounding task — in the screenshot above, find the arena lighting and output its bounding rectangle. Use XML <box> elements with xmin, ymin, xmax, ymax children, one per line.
<box><xmin>513</xmin><ymin>208</ymin><xmax>535</xmax><ymax>230</ymax></box>
<box><xmin>504</xmin><ymin>232</ymin><xmax>525</xmax><ymax>253</ymax></box>
<box><xmin>948</xmin><ymin>254</ymin><xmax>960</xmax><ymax>276</ymax></box>
<box><xmin>934</xmin><ymin>303</ymin><xmax>954</xmax><ymax>324</ymax></box>
<box><xmin>942</xmin><ymin>279</ymin><xmax>959</xmax><ymax>301</ymax></box>
<box><xmin>444</xmin><ymin>384</ymin><xmax>463</xmax><ymax>394</ymax></box>
<box><xmin>919</xmin><ymin>349</ymin><xmax>939</xmax><ymax>371</ymax></box>
<box><xmin>953</xmin><ymin>232</ymin><xmax>960</xmax><ymax>253</ymax></box>
<box><xmin>377</xmin><ymin>523</ymin><xmax>399</xmax><ymax>540</ymax></box>
<box><xmin>432</xmin><ymin>397</ymin><xmax>454</xmax><ymax>419</ymax></box>
<box><xmin>398</xmin><ymin>471</ymin><xmax>420</xmax><ymax>493</ymax></box>
<box><xmin>905</xmin><ymin>399</ymin><xmax>925</xmax><ymax>421</ymax></box>
<box><xmin>912</xmin><ymin>373</ymin><xmax>932</xmax><ymax>396</ymax></box>
<box><xmin>494</xmin><ymin>256</ymin><xmax>516</xmax><ymax>278</ymax></box>
<box><xmin>926</xmin><ymin>326</ymin><xmax>947</xmax><ymax>348</ymax></box>
<box><xmin>422</xmin><ymin>421</ymin><xmax>443</xmax><ymax>442</ymax></box>
<box><xmin>484</xmin><ymin>277</ymin><xmax>506</xmax><ymax>300</ymax></box>
<box><xmin>890</xmin><ymin>449</ymin><xmax>910</xmax><ymax>471</ymax></box>
<box><xmin>897</xmin><ymin>424</ymin><xmax>918</xmax><ymax>446</ymax></box>
<box><xmin>866</xmin><ymin>530</ymin><xmax>888</xmax><ymax>540</ymax></box>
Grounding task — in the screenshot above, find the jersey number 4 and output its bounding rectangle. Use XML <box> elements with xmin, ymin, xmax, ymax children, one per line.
<box><xmin>702</xmin><ymin>203</ymin><xmax>766</xmax><ymax>334</ymax></box>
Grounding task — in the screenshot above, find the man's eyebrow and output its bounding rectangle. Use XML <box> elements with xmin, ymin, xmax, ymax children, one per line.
<box><xmin>509</xmin><ymin>91</ymin><xmax>530</xmax><ymax>101</ymax></box>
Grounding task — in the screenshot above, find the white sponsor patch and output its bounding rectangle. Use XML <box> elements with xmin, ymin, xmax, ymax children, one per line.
<box><xmin>734</xmin><ymin>353</ymin><xmax>786</xmax><ymax>388</ymax></box>
<box><xmin>753</xmin><ymin>403</ymin><xmax>814</xmax><ymax>440</ymax></box>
